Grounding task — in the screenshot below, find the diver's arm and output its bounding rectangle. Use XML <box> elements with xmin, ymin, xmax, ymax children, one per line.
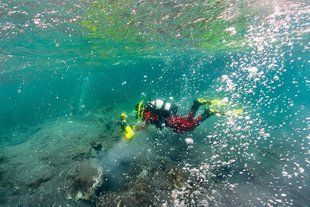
<box><xmin>134</xmin><ymin>121</ymin><xmax>149</xmax><ymax>130</ymax></box>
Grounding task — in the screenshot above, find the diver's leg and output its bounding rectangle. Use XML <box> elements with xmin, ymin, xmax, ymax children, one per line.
<box><xmin>202</xmin><ymin>108</ymin><xmax>216</xmax><ymax>119</ymax></box>
<box><xmin>187</xmin><ymin>100</ymin><xmax>201</xmax><ymax>122</ymax></box>
<box><xmin>167</xmin><ymin>109</ymin><xmax>215</xmax><ymax>132</ymax></box>
<box><xmin>190</xmin><ymin>108</ymin><xmax>215</xmax><ymax>127</ymax></box>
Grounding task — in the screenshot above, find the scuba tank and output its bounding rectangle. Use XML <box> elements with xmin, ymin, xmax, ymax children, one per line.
<box><xmin>146</xmin><ymin>99</ymin><xmax>178</xmax><ymax>117</ymax></box>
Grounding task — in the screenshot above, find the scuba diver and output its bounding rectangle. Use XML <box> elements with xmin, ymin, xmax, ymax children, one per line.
<box><xmin>119</xmin><ymin>98</ymin><xmax>243</xmax><ymax>140</ymax></box>
<box><xmin>134</xmin><ymin>98</ymin><xmax>226</xmax><ymax>132</ymax></box>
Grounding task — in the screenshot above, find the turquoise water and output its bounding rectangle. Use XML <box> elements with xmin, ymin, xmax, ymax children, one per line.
<box><xmin>0</xmin><ymin>0</ymin><xmax>309</xmax><ymax>206</ymax></box>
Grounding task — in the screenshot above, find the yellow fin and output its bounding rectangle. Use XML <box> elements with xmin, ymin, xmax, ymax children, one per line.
<box><xmin>226</xmin><ymin>108</ymin><xmax>244</xmax><ymax>116</ymax></box>
<box><xmin>209</xmin><ymin>99</ymin><xmax>228</xmax><ymax>106</ymax></box>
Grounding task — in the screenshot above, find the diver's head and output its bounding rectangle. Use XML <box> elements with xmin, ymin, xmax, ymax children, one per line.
<box><xmin>134</xmin><ymin>101</ymin><xmax>144</xmax><ymax>119</ymax></box>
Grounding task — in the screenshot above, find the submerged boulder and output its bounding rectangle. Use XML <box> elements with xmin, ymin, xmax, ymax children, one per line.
<box><xmin>95</xmin><ymin>183</ymin><xmax>154</xmax><ymax>207</ymax></box>
<box><xmin>65</xmin><ymin>162</ymin><xmax>103</xmax><ymax>201</ymax></box>
<box><xmin>95</xmin><ymin>156</ymin><xmax>190</xmax><ymax>207</ymax></box>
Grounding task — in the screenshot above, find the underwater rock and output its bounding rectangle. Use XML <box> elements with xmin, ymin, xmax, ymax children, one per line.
<box><xmin>95</xmin><ymin>182</ymin><xmax>154</xmax><ymax>207</ymax></box>
<box><xmin>25</xmin><ymin>164</ymin><xmax>54</xmax><ymax>189</ymax></box>
<box><xmin>0</xmin><ymin>115</ymin><xmax>121</xmax><ymax>206</ymax></box>
<box><xmin>65</xmin><ymin>162</ymin><xmax>103</xmax><ymax>201</ymax></box>
<box><xmin>167</xmin><ymin>166</ymin><xmax>187</xmax><ymax>190</ymax></box>
<box><xmin>91</xmin><ymin>142</ymin><xmax>103</xmax><ymax>152</ymax></box>
<box><xmin>95</xmin><ymin>155</ymin><xmax>190</xmax><ymax>207</ymax></box>
<box><xmin>0</xmin><ymin>155</ymin><xmax>8</xmax><ymax>163</ymax></box>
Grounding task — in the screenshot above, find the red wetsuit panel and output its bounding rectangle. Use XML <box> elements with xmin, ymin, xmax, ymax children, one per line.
<box><xmin>142</xmin><ymin>111</ymin><xmax>158</xmax><ymax>124</ymax></box>
<box><xmin>166</xmin><ymin>115</ymin><xmax>204</xmax><ymax>132</ymax></box>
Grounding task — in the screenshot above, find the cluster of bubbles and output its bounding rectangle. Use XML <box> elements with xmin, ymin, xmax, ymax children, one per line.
<box><xmin>163</xmin><ymin>2</ymin><xmax>309</xmax><ymax>206</ymax></box>
<box><xmin>0</xmin><ymin>1</ymin><xmax>83</xmax><ymax>40</ymax></box>
<box><xmin>0</xmin><ymin>0</ymin><xmax>93</xmax><ymax>79</ymax></box>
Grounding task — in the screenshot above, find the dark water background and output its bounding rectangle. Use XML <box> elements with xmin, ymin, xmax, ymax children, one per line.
<box><xmin>0</xmin><ymin>0</ymin><xmax>309</xmax><ymax>206</ymax></box>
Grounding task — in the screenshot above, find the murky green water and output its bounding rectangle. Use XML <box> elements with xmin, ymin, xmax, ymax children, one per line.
<box><xmin>0</xmin><ymin>0</ymin><xmax>309</xmax><ymax>206</ymax></box>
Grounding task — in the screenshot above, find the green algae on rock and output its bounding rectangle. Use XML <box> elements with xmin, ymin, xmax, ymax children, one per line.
<box><xmin>80</xmin><ymin>0</ymin><xmax>260</xmax><ymax>60</ymax></box>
